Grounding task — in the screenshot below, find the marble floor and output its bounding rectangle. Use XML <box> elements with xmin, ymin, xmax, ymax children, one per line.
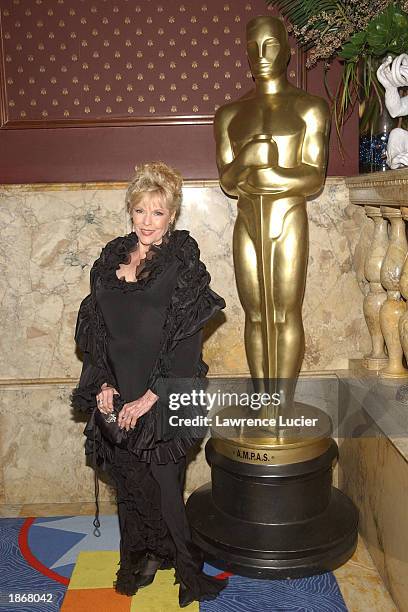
<box><xmin>0</xmin><ymin>503</ymin><xmax>398</xmax><ymax>611</ymax></box>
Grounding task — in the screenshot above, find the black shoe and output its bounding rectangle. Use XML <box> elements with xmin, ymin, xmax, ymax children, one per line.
<box><xmin>179</xmin><ymin>580</ymin><xmax>198</xmax><ymax>608</ymax></box>
<box><xmin>132</xmin><ymin>553</ymin><xmax>165</xmax><ymax>589</ymax></box>
<box><xmin>177</xmin><ymin>573</ymin><xmax>229</xmax><ymax>607</ymax></box>
<box><xmin>132</xmin><ymin>572</ymin><xmax>156</xmax><ymax>589</ymax></box>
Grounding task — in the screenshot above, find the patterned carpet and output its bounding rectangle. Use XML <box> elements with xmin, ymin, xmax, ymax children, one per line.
<box><xmin>0</xmin><ymin>515</ymin><xmax>348</xmax><ymax>611</ymax></box>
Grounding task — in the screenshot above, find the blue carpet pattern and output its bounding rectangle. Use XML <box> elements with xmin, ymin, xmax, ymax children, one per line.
<box><xmin>0</xmin><ymin>515</ymin><xmax>348</xmax><ymax>611</ymax></box>
<box><xmin>0</xmin><ymin>519</ymin><xmax>66</xmax><ymax>612</ymax></box>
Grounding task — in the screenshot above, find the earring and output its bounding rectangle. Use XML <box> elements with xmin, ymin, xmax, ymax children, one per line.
<box><xmin>166</xmin><ymin>220</ymin><xmax>175</xmax><ymax>237</ymax></box>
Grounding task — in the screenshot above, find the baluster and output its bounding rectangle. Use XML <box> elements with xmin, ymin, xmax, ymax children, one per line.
<box><xmin>363</xmin><ymin>206</ymin><xmax>389</xmax><ymax>369</ymax></box>
<box><xmin>398</xmin><ymin>207</ymin><xmax>408</xmax><ymax>367</ymax></box>
<box><xmin>379</xmin><ymin>206</ymin><xmax>408</xmax><ymax>378</ymax></box>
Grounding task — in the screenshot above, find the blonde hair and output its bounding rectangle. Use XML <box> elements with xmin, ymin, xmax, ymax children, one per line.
<box><xmin>125</xmin><ymin>161</ymin><xmax>183</xmax><ymax>218</ymax></box>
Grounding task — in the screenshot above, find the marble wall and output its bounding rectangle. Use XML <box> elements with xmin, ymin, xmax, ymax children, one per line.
<box><xmin>339</xmin><ymin>402</ymin><xmax>408</xmax><ymax>612</ymax></box>
<box><xmin>0</xmin><ymin>178</ymin><xmax>369</xmax><ymax>505</ymax></box>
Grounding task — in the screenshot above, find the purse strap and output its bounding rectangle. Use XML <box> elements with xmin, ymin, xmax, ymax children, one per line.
<box><xmin>91</xmin><ymin>396</ymin><xmax>125</xmax><ymax>537</ymax></box>
<box><xmin>92</xmin><ymin>414</ymin><xmax>101</xmax><ymax>537</ymax></box>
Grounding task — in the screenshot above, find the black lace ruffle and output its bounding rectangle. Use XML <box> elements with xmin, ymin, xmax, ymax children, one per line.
<box><xmin>83</xmin><ymin>404</ymin><xmax>204</xmax><ymax>468</ymax></box>
<box><xmin>94</xmin><ymin>229</ymin><xmax>184</xmax><ymax>293</ymax></box>
<box><xmin>107</xmin><ymin>450</ymin><xmax>171</xmax><ymax>554</ymax></box>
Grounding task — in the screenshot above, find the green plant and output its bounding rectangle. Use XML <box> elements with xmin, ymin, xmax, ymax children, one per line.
<box><xmin>267</xmin><ymin>0</ymin><xmax>408</xmax><ymax>145</ymax></box>
<box><xmin>338</xmin><ymin>4</ymin><xmax>408</xmax><ymax>130</ymax></box>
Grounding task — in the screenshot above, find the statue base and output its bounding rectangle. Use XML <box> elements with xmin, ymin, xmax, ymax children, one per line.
<box><xmin>186</xmin><ymin>403</ymin><xmax>358</xmax><ymax>579</ymax></box>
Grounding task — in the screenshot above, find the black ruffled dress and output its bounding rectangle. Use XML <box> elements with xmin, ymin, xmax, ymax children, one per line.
<box><xmin>70</xmin><ymin>229</ymin><xmax>228</xmax><ymax>603</ymax></box>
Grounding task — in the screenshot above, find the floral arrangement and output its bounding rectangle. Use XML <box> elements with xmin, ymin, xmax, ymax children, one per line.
<box><xmin>268</xmin><ymin>0</ymin><xmax>408</xmax><ymax>139</ymax></box>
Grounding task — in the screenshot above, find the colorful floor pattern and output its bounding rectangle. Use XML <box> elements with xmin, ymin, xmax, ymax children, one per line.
<box><xmin>0</xmin><ymin>514</ymin><xmax>348</xmax><ymax>611</ymax></box>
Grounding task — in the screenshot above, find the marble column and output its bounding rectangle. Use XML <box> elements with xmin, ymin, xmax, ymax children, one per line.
<box><xmin>363</xmin><ymin>206</ymin><xmax>389</xmax><ymax>370</ymax></box>
<box><xmin>379</xmin><ymin>206</ymin><xmax>408</xmax><ymax>379</ymax></box>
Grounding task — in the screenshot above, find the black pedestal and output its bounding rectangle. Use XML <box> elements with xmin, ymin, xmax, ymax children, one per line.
<box><xmin>186</xmin><ymin>437</ymin><xmax>358</xmax><ymax>579</ymax></box>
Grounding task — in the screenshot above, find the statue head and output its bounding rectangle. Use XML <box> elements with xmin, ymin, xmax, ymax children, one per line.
<box><xmin>246</xmin><ymin>16</ymin><xmax>290</xmax><ymax>80</ymax></box>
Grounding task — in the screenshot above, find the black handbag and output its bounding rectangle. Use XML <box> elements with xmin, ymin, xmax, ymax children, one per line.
<box><xmin>93</xmin><ymin>393</ymin><xmax>129</xmax><ymax>446</ymax></box>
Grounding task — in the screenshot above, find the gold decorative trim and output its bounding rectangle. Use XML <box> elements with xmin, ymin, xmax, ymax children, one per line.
<box><xmin>212</xmin><ymin>436</ymin><xmax>332</xmax><ymax>465</ymax></box>
<box><xmin>0</xmin><ymin>370</ymin><xmax>339</xmax><ymax>387</ymax></box>
<box><xmin>0</xmin><ymin>179</ymin><xmax>221</xmax><ymax>191</ymax></box>
<box><xmin>2</xmin><ymin>116</ymin><xmax>215</xmax><ymax>130</ymax></box>
<box><xmin>0</xmin><ymin>177</ymin><xmax>346</xmax><ymax>192</ymax></box>
<box><xmin>0</xmin><ymin>377</ymin><xmax>78</xmax><ymax>387</ymax></box>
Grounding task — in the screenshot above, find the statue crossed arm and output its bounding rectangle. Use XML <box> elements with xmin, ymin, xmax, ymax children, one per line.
<box><xmin>214</xmin><ymin>100</ymin><xmax>329</xmax><ymax>200</ymax></box>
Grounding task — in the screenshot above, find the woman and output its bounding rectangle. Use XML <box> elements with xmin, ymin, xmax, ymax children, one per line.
<box><xmin>71</xmin><ymin>161</ymin><xmax>228</xmax><ymax>607</ymax></box>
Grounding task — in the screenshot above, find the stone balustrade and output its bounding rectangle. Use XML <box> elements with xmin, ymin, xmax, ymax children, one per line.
<box><xmin>346</xmin><ymin>168</ymin><xmax>408</xmax><ymax>378</ymax></box>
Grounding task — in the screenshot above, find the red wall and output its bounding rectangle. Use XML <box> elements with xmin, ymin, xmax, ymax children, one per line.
<box><xmin>0</xmin><ymin>1</ymin><xmax>357</xmax><ymax>182</ymax></box>
<box><xmin>307</xmin><ymin>59</ymin><xmax>359</xmax><ymax>177</ymax></box>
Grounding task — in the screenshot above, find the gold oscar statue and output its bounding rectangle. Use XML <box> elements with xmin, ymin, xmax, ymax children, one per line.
<box><xmin>214</xmin><ymin>15</ymin><xmax>330</xmax><ymax>426</ymax></box>
<box><xmin>186</xmin><ymin>15</ymin><xmax>358</xmax><ymax>579</ymax></box>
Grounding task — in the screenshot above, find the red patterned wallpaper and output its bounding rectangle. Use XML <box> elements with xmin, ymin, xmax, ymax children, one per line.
<box><xmin>0</xmin><ymin>0</ymin><xmax>357</xmax><ymax>181</ymax></box>
<box><xmin>1</xmin><ymin>0</ymin><xmax>301</xmax><ymax>127</ymax></box>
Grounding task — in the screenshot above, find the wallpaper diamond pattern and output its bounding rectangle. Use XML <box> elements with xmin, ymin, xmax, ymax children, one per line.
<box><xmin>0</xmin><ymin>0</ymin><xmax>301</xmax><ymax>127</ymax></box>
